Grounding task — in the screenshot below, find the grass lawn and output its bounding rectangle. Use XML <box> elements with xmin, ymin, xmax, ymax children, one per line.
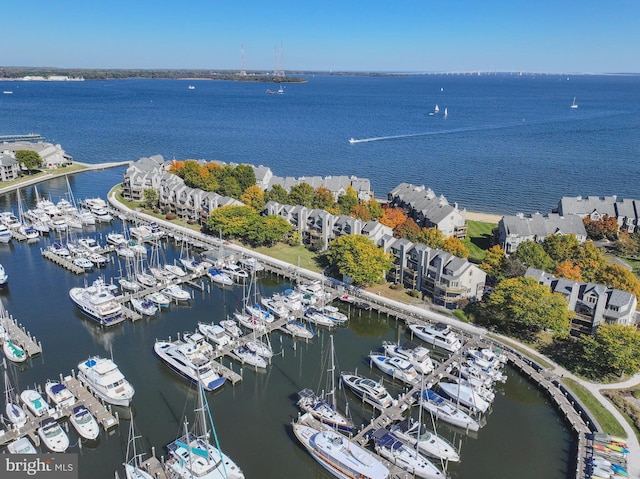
<box><xmin>464</xmin><ymin>220</ymin><xmax>497</xmax><ymax>262</ymax></box>
<box><xmin>561</xmin><ymin>377</ymin><xmax>626</xmax><ymax>437</ymax></box>
<box><xmin>254</xmin><ymin>244</ymin><xmax>323</xmax><ymax>273</ymax></box>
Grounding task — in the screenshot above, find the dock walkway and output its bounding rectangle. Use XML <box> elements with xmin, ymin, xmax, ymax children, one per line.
<box><xmin>0</xmin><ymin>305</ymin><xmax>42</xmax><ymax>358</ymax></box>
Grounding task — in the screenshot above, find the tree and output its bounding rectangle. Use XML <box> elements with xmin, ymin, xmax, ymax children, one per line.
<box><xmin>394</xmin><ymin>218</ymin><xmax>421</xmax><ymax>241</ymax></box>
<box><xmin>613</xmin><ymin>231</ymin><xmax>639</xmax><ymax>257</ymax></box>
<box><xmin>418</xmin><ymin>227</ymin><xmax>444</xmax><ymax>249</ymax></box>
<box><xmin>218</xmin><ymin>175</ymin><xmax>242</xmax><ymax>198</ymax></box>
<box><xmin>351</xmin><ymin>204</ymin><xmax>373</xmax><ymax>221</ymax></box>
<box><xmin>288</xmin><ymin>183</ymin><xmax>315</xmax><ymax>208</ymax></box>
<box><xmin>584</xmin><ymin>215</ymin><xmax>619</xmax><ymax>241</ymax></box>
<box><xmin>579</xmin><ymin>324</ymin><xmax>640</xmax><ymax>378</ymax></box>
<box><xmin>232</xmin><ymin>164</ymin><xmax>256</xmax><ymax>193</ymax></box>
<box><xmin>513</xmin><ymin>240</ymin><xmax>555</xmax><ymax>271</ymax></box>
<box><xmin>337</xmin><ymin>186</ymin><xmax>359</xmax><ymax>215</ymax></box>
<box><xmin>326</xmin><ymin>235</ymin><xmax>393</xmax><ymax>286</ymax></box>
<box><xmin>481</xmin><ymin>276</ymin><xmax>571</xmax><ymax>339</ymax></box>
<box><xmin>206</xmin><ymin>205</ymin><xmax>259</xmax><ymax>239</ymax></box>
<box><xmin>364</xmin><ymin>199</ymin><xmax>383</xmax><ymax>220</ymax></box>
<box><xmin>379</xmin><ymin>207</ymin><xmax>407</xmax><ymax>229</ymax></box>
<box><xmin>480</xmin><ymin>245</ymin><xmax>506</xmax><ymax>280</ymax></box>
<box><xmin>15</xmin><ymin>150</ymin><xmax>42</xmax><ymax>172</ymax></box>
<box><xmin>142</xmin><ymin>188</ymin><xmax>158</xmax><ymax>209</ymax></box>
<box><xmin>596</xmin><ymin>263</ymin><xmax>640</xmax><ymax>300</ymax></box>
<box><xmin>245</xmin><ymin>215</ymin><xmax>292</xmax><ymax>246</ymax></box>
<box><xmin>576</xmin><ymin>241</ymin><xmax>606</xmax><ymax>282</ymax></box>
<box><xmin>554</xmin><ymin>260</ymin><xmax>583</xmax><ymax>281</ymax></box>
<box><xmin>442</xmin><ymin>236</ymin><xmax>469</xmax><ymax>258</ymax></box>
<box><xmin>265</xmin><ymin>184</ymin><xmax>289</xmax><ymax>204</ymax></box>
<box><xmin>543</xmin><ymin>234</ymin><xmax>580</xmax><ymax>262</ymax></box>
<box><xmin>240</xmin><ymin>185</ymin><xmax>266</xmax><ymax>211</ymax></box>
<box><xmin>312</xmin><ymin>186</ymin><xmax>335</xmax><ymax>210</ymax></box>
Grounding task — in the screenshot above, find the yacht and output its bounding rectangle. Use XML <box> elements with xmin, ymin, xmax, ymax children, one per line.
<box><xmin>0</xmin><ymin>263</ymin><xmax>8</xmax><ymax>286</ymax></box>
<box><xmin>198</xmin><ymin>322</ymin><xmax>233</xmax><ymax>349</ymax></box>
<box><xmin>92</xmin><ymin>207</ymin><xmax>113</xmax><ymax>223</ymax></box>
<box><xmin>389</xmin><ymin>418</ymin><xmax>460</xmax><ymax>462</ymax></box>
<box><xmin>381</xmin><ymin>341</ymin><xmax>434</xmax><ymax>374</ymax></box>
<box><xmin>341</xmin><ymin>373</ymin><xmax>394</xmax><ymax>409</ymax></box>
<box><xmin>438</xmin><ymin>381</ymin><xmax>491</xmax><ymax>413</ymax></box>
<box><xmin>69</xmin><ymin>405</ymin><xmax>100</xmax><ymax>440</ymax></box>
<box><xmin>369</xmin><ymin>354</ymin><xmax>419</xmax><ymax>385</ymax></box>
<box><xmin>69</xmin><ymin>278</ymin><xmax>123</xmax><ymax>326</ymax></box>
<box><xmin>221</xmin><ymin>263</ymin><xmax>248</xmax><ymax>282</ymax></box>
<box><xmin>77</xmin><ymin>356</ymin><xmax>135</xmax><ymax>406</ymax></box>
<box><xmin>418</xmin><ymin>389</ymin><xmax>479</xmax><ymax>432</ymax></box>
<box><xmin>45</xmin><ymin>380</ymin><xmax>76</xmax><ymax>408</ymax></box>
<box><xmin>161</xmin><ymin>284</ymin><xmax>191</xmax><ymax>302</ymax></box>
<box><xmin>408</xmin><ymin>322</ymin><xmax>462</xmax><ymax>352</ymax></box>
<box><xmin>154</xmin><ymin>340</ymin><xmax>226</xmax><ymax>391</ymax></box>
<box><xmin>292</xmin><ymin>414</ymin><xmax>389</xmax><ymax>479</ymax></box>
<box><xmin>38</xmin><ymin>418</ymin><xmax>70</xmax><ymax>452</ymax></box>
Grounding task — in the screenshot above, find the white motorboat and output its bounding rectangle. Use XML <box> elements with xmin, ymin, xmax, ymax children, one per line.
<box><xmin>319</xmin><ymin>304</ymin><xmax>348</xmax><ymax>324</ymax></box>
<box><xmin>381</xmin><ymin>341</ymin><xmax>434</xmax><ymax>375</ymax></box>
<box><xmin>20</xmin><ymin>389</ymin><xmax>55</xmax><ymax>417</ymax></box>
<box><xmin>260</xmin><ymin>296</ymin><xmax>289</xmax><ymax>318</ymax></box>
<box><xmin>293</xmin><ymin>415</ymin><xmax>388</xmax><ymax>479</ymax></box>
<box><xmin>284</xmin><ymin>320</ymin><xmax>314</xmax><ymax>339</ymax></box>
<box><xmin>179</xmin><ymin>257</ymin><xmax>211</xmax><ymax>274</ymax></box>
<box><xmin>38</xmin><ymin>418</ymin><xmax>69</xmax><ymax>452</ymax></box>
<box><xmin>73</xmin><ymin>256</ymin><xmax>94</xmax><ymax>271</ymax></box>
<box><xmin>304</xmin><ymin>307</ymin><xmax>335</xmax><ymax>328</ymax></box>
<box><xmin>49</xmin><ymin>241</ymin><xmax>70</xmax><ymax>257</ymax></box>
<box><xmin>182</xmin><ymin>331</ymin><xmax>215</xmax><ymax>358</ymax></box>
<box><xmin>207</xmin><ymin>267</ymin><xmax>233</xmax><ymax>285</ymax></box>
<box><xmin>198</xmin><ymin>322</ymin><xmax>233</xmax><ymax>349</ymax></box>
<box><xmin>0</xmin><ymin>224</ymin><xmax>12</xmax><ymax>243</ymax></box>
<box><xmin>78</xmin><ymin>356</ymin><xmax>135</xmax><ymax>407</ymax></box>
<box><xmin>272</xmin><ymin>290</ymin><xmax>303</xmax><ymax>313</ymax></box>
<box><xmin>165</xmin><ymin>382</ymin><xmax>244</xmax><ymax>479</ymax></box>
<box><xmin>130</xmin><ymin>297</ymin><xmax>159</xmax><ymax>316</ymax></box>
<box><xmin>221</xmin><ymin>263</ymin><xmax>248</xmax><ymax>282</ymax></box>
<box><xmin>154</xmin><ymin>340</ymin><xmax>226</xmax><ymax>391</ymax></box>
<box><xmin>69</xmin><ymin>404</ymin><xmax>100</xmax><ymax>440</ymax></box>
<box><xmin>69</xmin><ymin>278</ymin><xmax>123</xmax><ymax>326</ymax></box>
<box><xmin>418</xmin><ymin>389</ymin><xmax>479</xmax><ymax>432</ymax></box>
<box><xmin>78</xmin><ymin>237</ymin><xmax>101</xmax><ymax>252</ymax></box>
<box><xmin>0</xmin><ymin>211</ymin><xmax>21</xmax><ymax>230</ymax></box>
<box><xmin>116</xmin><ymin>245</ymin><xmax>136</xmax><ymax>258</ymax></box>
<box><xmin>369</xmin><ymin>354</ymin><xmax>419</xmax><ymax>385</ymax></box>
<box><xmin>3</xmin><ymin>339</ymin><xmax>27</xmax><ymax>363</ymax></box>
<box><xmin>45</xmin><ymin>380</ymin><xmax>76</xmax><ymax>408</ymax></box>
<box><xmin>18</xmin><ymin>224</ymin><xmax>40</xmax><ymax>240</ymax></box>
<box><xmin>369</xmin><ymin>428</ymin><xmax>445</xmax><ymax>479</ymax></box>
<box><xmin>88</xmin><ymin>252</ymin><xmax>108</xmax><ymax>267</ymax></box>
<box><xmin>129</xmin><ymin>225</ymin><xmax>153</xmax><ymax>243</ymax></box>
<box><xmin>238</xmin><ymin>257</ymin><xmax>264</xmax><ymax>272</ymax></box>
<box><xmin>119</xmin><ymin>277</ymin><xmax>141</xmax><ymax>292</ymax></box>
<box><xmin>389</xmin><ymin>418</ymin><xmax>460</xmax><ymax>462</ymax></box>
<box><xmin>7</xmin><ymin>436</ymin><xmax>37</xmax><ymax>454</ymax></box>
<box><xmin>161</xmin><ymin>284</ymin><xmax>191</xmax><ymax>302</ymax></box>
<box><xmin>0</xmin><ymin>263</ymin><xmax>7</xmax><ymax>286</ymax></box>
<box><xmin>408</xmin><ymin>323</ymin><xmax>462</xmax><ymax>353</ymax></box>
<box><xmin>341</xmin><ymin>373</ymin><xmax>394</xmax><ymax>409</ymax></box>
<box><xmin>438</xmin><ymin>381</ymin><xmax>491</xmax><ymax>413</ymax></box>
<box><xmin>220</xmin><ymin>319</ymin><xmax>243</xmax><ymax>338</ymax></box>
<box><xmin>164</xmin><ymin>263</ymin><xmax>187</xmax><ymax>278</ymax></box>
<box><xmin>4</xmin><ymin>368</ymin><xmax>27</xmax><ymax>427</ymax></box>
<box><xmin>232</xmin><ymin>345</ymin><xmax>268</xmax><ymax>369</ymax></box>
<box><xmin>92</xmin><ymin>207</ymin><xmax>113</xmax><ymax>223</ymax></box>
<box><xmin>145</xmin><ymin>291</ymin><xmax>171</xmax><ymax>308</ymax></box>
<box><xmin>107</xmin><ymin>232</ymin><xmax>127</xmax><ymax>246</ymax></box>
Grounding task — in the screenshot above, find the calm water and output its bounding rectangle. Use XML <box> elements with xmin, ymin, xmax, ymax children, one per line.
<box><xmin>2</xmin><ymin>74</ymin><xmax>639</xmax><ymax>214</ymax></box>
<box><xmin>0</xmin><ymin>171</ymin><xmax>571</xmax><ymax>478</ymax></box>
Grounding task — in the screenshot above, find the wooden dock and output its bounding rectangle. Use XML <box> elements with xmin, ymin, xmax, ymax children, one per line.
<box><xmin>41</xmin><ymin>249</ymin><xmax>86</xmax><ymax>274</ymax></box>
<box><xmin>63</xmin><ymin>375</ymin><xmax>119</xmax><ymax>430</ymax></box>
<box><xmin>0</xmin><ymin>308</ymin><xmax>42</xmax><ymax>358</ymax></box>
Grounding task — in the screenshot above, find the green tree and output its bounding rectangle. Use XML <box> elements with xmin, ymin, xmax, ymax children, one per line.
<box><xmin>232</xmin><ymin>164</ymin><xmax>256</xmax><ymax>192</ymax></box>
<box><xmin>579</xmin><ymin>324</ymin><xmax>640</xmax><ymax>378</ymax></box>
<box><xmin>265</xmin><ymin>184</ymin><xmax>289</xmax><ymax>204</ymax></box>
<box><xmin>481</xmin><ymin>276</ymin><xmax>571</xmax><ymax>339</ymax></box>
<box><xmin>326</xmin><ymin>235</ymin><xmax>393</xmax><ymax>286</ymax></box>
<box><xmin>15</xmin><ymin>150</ymin><xmax>42</xmax><ymax>172</ymax></box>
<box><xmin>206</xmin><ymin>205</ymin><xmax>259</xmax><ymax>239</ymax></box>
<box><xmin>418</xmin><ymin>227</ymin><xmax>445</xmax><ymax>249</ymax></box>
<box><xmin>288</xmin><ymin>183</ymin><xmax>315</xmax><ymax>208</ymax></box>
<box><xmin>312</xmin><ymin>186</ymin><xmax>335</xmax><ymax>210</ymax></box>
<box><xmin>480</xmin><ymin>245</ymin><xmax>506</xmax><ymax>281</ymax></box>
<box><xmin>543</xmin><ymin>234</ymin><xmax>580</xmax><ymax>262</ymax></box>
<box><xmin>337</xmin><ymin>186</ymin><xmax>359</xmax><ymax>215</ymax></box>
<box><xmin>245</xmin><ymin>215</ymin><xmax>292</xmax><ymax>246</ymax></box>
<box><xmin>218</xmin><ymin>175</ymin><xmax>242</xmax><ymax>198</ymax></box>
<box><xmin>240</xmin><ymin>185</ymin><xmax>266</xmax><ymax>211</ymax></box>
<box><xmin>142</xmin><ymin>188</ymin><xmax>158</xmax><ymax>209</ymax></box>
<box><xmin>513</xmin><ymin>240</ymin><xmax>555</xmax><ymax>271</ymax></box>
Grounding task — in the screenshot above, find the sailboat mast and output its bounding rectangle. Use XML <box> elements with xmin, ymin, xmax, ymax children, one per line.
<box><xmin>329</xmin><ymin>335</ymin><xmax>336</xmax><ymax>406</ymax></box>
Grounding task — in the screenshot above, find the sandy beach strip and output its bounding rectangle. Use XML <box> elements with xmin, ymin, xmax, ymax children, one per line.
<box><xmin>466</xmin><ymin>211</ymin><xmax>504</xmax><ymax>223</ymax></box>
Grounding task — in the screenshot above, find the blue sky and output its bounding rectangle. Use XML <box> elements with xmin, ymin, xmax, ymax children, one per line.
<box><xmin>4</xmin><ymin>0</ymin><xmax>638</xmax><ymax>73</ymax></box>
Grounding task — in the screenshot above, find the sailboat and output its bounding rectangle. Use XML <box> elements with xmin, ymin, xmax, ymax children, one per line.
<box><xmin>296</xmin><ymin>335</ymin><xmax>355</xmax><ymax>433</ymax></box>
<box><xmin>16</xmin><ymin>189</ymin><xmax>40</xmax><ymax>241</ymax></box>
<box><xmin>444</xmin><ymin>107</ymin><xmax>448</xmax><ymax>118</ymax></box>
<box><xmin>3</xmin><ymin>363</ymin><xmax>27</xmax><ymax>427</ymax></box>
<box><xmin>571</xmin><ymin>97</ymin><xmax>579</xmax><ymax>109</ymax></box>
<box><xmin>165</xmin><ymin>381</ymin><xmax>245</xmax><ymax>479</ymax></box>
<box><xmin>123</xmin><ymin>412</ymin><xmax>154</xmax><ymax>479</ymax></box>
<box><xmin>434</xmin><ymin>104</ymin><xmax>440</xmax><ymax>114</ymax></box>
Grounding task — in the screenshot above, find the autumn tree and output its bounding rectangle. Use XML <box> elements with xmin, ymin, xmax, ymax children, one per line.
<box><xmin>613</xmin><ymin>231</ymin><xmax>639</xmax><ymax>257</ymax></box>
<box><xmin>240</xmin><ymin>185</ymin><xmax>266</xmax><ymax>211</ymax></box>
<box><xmin>326</xmin><ymin>235</ymin><xmax>393</xmax><ymax>286</ymax></box>
<box><xmin>543</xmin><ymin>234</ymin><xmax>580</xmax><ymax>262</ymax></box>
<box><xmin>289</xmin><ymin>183</ymin><xmax>315</xmax><ymax>208</ymax></box>
<box><xmin>513</xmin><ymin>240</ymin><xmax>555</xmax><ymax>271</ymax></box>
<box><xmin>583</xmin><ymin>215</ymin><xmax>619</xmax><ymax>241</ymax></box>
<box><xmin>595</xmin><ymin>263</ymin><xmax>640</xmax><ymax>300</ymax></box>
<box><xmin>418</xmin><ymin>227</ymin><xmax>445</xmax><ymax>249</ymax></box>
<box><xmin>312</xmin><ymin>186</ymin><xmax>335</xmax><ymax>210</ymax></box>
<box><xmin>379</xmin><ymin>207</ymin><xmax>407</xmax><ymax>229</ymax></box>
<box><xmin>337</xmin><ymin>186</ymin><xmax>359</xmax><ymax>215</ymax></box>
<box><xmin>394</xmin><ymin>218</ymin><xmax>421</xmax><ymax>241</ymax></box>
<box><xmin>480</xmin><ymin>276</ymin><xmax>571</xmax><ymax>339</ymax></box>
<box><xmin>168</xmin><ymin>160</ymin><xmax>184</xmax><ymax>175</ymax></box>
<box><xmin>554</xmin><ymin>260</ymin><xmax>583</xmax><ymax>281</ymax></box>
<box><xmin>579</xmin><ymin>324</ymin><xmax>640</xmax><ymax>378</ymax></box>
<box><xmin>480</xmin><ymin>245</ymin><xmax>506</xmax><ymax>281</ymax></box>
<box><xmin>442</xmin><ymin>236</ymin><xmax>470</xmax><ymax>258</ymax></box>
<box><xmin>364</xmin><ymin>199</ymin><xmax>383</xmax><ymax>220</ymax></box>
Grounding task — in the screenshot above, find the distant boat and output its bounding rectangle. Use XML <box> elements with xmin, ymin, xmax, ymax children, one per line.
<box><xmin>3</xmin><ymin>91</ymin><xmax>12</xmax><ymax>95</ymax></box>
<box><xmin>444</xmin><ymin>107</ymin><xmax>448</xmax><ymax>118</ymax></box>
<box><xmin>188</xmin><ymin>85</ymin><xmax>195</xmax><ymax>90</ymax></box>
<box><xmin>571</xmin><ymin>97</ymin><xmax>578</xmax><ymax>109</ymax></box>
<box><xmin>434</xmin><ymin>104</ymin><xmax>440</xmax><ymax>113</ymax></box>
<box><xmin>349</xmin><ymin>138</ymin><xmax>357</xmax><ymax>144</ymax></box>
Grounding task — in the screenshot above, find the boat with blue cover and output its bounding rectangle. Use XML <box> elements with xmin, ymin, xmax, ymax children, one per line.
<box><xmin>154</xmin><ymin>340</ymin><xmax>226</xmax><ymax>391</ymax></box>
<box><xmin>69</xmin><ymin>278</ymin><xmax>123</xmax><ymax>326</ymax></box>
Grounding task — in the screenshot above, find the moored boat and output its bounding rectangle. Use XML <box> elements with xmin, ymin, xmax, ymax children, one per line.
<box><xmin>77</xmin><ymin>356</ymin><xmax>135</xmax><ymax>407</ymax></box>
<box><xmin>145</xmin><ymin>291</ymin><xmax>171</xmax><ymax>308</ymax></box>
<box><xmin>69</xmin><ymin>404</ymin><xmax>100</xmax><ymax>440</ymax></box>
<box><xmin>161</xmin><ymin>284</ymin><xmax>191</xmax><ymax>302</ymax></box>
<box><xmin>389</xmin><ymin>418</ymin><xmax>460</xmax><ymax>462</ymax></box>
<box><xmin>340</xmin><ymin>372</ymin><xmax>394</xmax><ymax>409</ymax></box>
<box><xmin>69</xmin><ymin>278</ymin><xmax>123</xmax><ymax>326</ymax></box>
<box><xmin>408</xmin><ymin>323</ymin><xmax>462</xmax><ymax>353</ymax></box>
<box><xmin>369</xmin><ymin>354</ymin><xmax>419</xmax><ymax>385</ymax></box>
<box><xmin>130</xmin><ymin>297</ymin><xmax>159</xmax><ymax>316</ymax></box>
<box><xmin>7</xmin><ymin>436</ymin><xmax>37</xmax><ymax>454</ymax></box>
<box><xmin>45</xmin><ymin>380</ymin><xmax>76</xmax><ymax>408</ymax></box>
<box><xmin>381</xmin><ymin>340</ymin><xmax>434</xmax><ymax>375</ymax></box>
<box><xmin>20</xmin><ymin>389</ymin><xmax>55</xmax><ymax>417</ymax></box>
<box><xmin>3</xmin><ymin>339</ymin><xmax>27</xmax><ymax>363</ymax></box>
<box><xmin>38</xmin><ymin>418</ymin><xmax>69</xmax><ymax>452</ymax></box>
<box><xmin>154</xmin><ymin>340</ymin><xmax>226</xmax><ymax>391</ymax></box>
<box><xmin>418</xmin><ymin>389</ymin><xmax>480</xmax><ymax>432</ymax></box>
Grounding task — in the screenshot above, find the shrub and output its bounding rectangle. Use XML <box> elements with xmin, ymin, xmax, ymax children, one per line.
<box><xmin>165</xmin><ymin>213</ymin><xmax>177</xmax><ymax>220</ymax></box>
<box><xmin>187</xmin><ymin>219</ymin><xmax>197</xmax><ymax>225</ymax></box>
<box><xmin>408</xmin><ymin>289</ymin><xmax>421</xmax><ymax>298</ymax></box>
<box><xmin>389</xmin><ymin>283</ymin><xmax>403</xmax><ymax>290</ymax></box>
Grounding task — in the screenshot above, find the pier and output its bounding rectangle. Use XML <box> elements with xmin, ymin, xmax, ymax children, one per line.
<box><xmin>0</xmin><ymin>305</ymin><xmax>42</xmax><ymax>358</ymax></box>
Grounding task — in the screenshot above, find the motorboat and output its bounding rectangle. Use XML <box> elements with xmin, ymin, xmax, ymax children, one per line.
<box><xmin>73</xmin><ymin>256</ymin><xmax>94</xmax><ymax>271</ymax></box>
<box><xmin>119</xmin><ymin>277</ymin><xmax>141</xmax><ymax>292</ymax></box>
<box><xmin>161</xmin><ymin>284</ymin><xmax>191</xmax><ymax>302</ymax></box>
<box><xmin>182</xmin><ymin>331</ymin><xmax>215</xmax><ymax>358</ymax></box>
<box><xmin>238</xmin><ymin>257</ymin><xmax>264</xmax><ymax>272</ymax></box>
<box><xmin>179</xmin><ymin>256</ymin><xmax>211</xmax><ymax>274</ymax></box>
<box><xmin>136</xmin><ymin>271</ymin><xmax>157</xmax><ymax>287</ymax></box>
<box><xmin>198</xmin><ymin>322</ymin><xmax>233</xmax><ymax>349</ymax></box>
<box><xmin>38</xmin><ymin>418</ymin><xmax>69</xmax><ymax>452</ymax></box>
<box><xmin>69</xmin><ymin>404</ymin><xmax>100</xmax><ymax>440</ymax></box>
<box><xmin>284</xmin><ymin>320</ymin><xmax>314</xmax><ymax>339</ymax></box>
<box><xmin>221</xmin><ymin>263</ymin><xmax>248</xmax><ymax>282</ymax></box>
<box><xmin>368</xmin><ymin>428</ymin><xmax>445</xmax><ymax>479</ymax></box>
<box><xmin>165</xmin><ymin>383</ymin><xmax>244</xmax><ymax>479</ymax></box>
<box><xmin>304</xmin><ymin>307</ymin><xmax>335</xmax><ymax>328</ymax></box>
<box><xmin>92</xmin><ymin>207</ymin><xmax>113</xmax><ymax>222</ymax></box>
<box><xmin>369</xmin><ymin>354</ymin><xmax>419</xmax><ymax>385</ymax></box>
<box><xmin>78</xmin><ymin>237</ymin><xmax>101</xmax><ymax>252</ymax></box>
<box><xmin>272</xmin><ymin>290</ymin><xmax>303</xmax><ymax>313</ymax></box>
<box><xmin>48</xmin><ymin>241</ymin><xmax>70</xmax><ymax>257</ymax></box>
<box><xmin>207</xmin><ymin>267</ymin><xmax>233</xmax><ymax>285</ymax></box>
<box><xmin>408</xmin><ymin>323</ymin><xmax>462</xmax><ymax>353</ymax></box>
<box><xmin>319</xmin><ymin>305</ymin><xmax>348</xmax><ymax>324</ymax></box>
<box><xmin>88</xmin><ymin>252</ymin><xmax>108</xmax><ymax>267</ymax></box>
<box><xmin>0</xmin><ymin>263</ymin><xmax>7</xmax><ymax>286</ymax></box>
<box><xmin>129</xmin><ymin>225</ymin><xmax>153</xmax><ymax>242</ymax></box>
<box><xmin>340</xmin><ymin>373</ymin><xmax>394</xmax><ymax>409</ymax></box>
<box><xmin>6</xmin><ymin>436</ymin><xmax>37</xmax><ymax>454</ymax></box>
<box><xmin>0</xmin><ymin>224</ymin><xmax>12</xmax><ymax>243</ymax></box>
<box><xmin>220</xmin><ymin>319</ymin><xmax>243</xmax><ymax>338</ymax></box>
<box><xmin>145</xmin><ymin>291</ymin><xmax>171</xmax><ymax>308</ymax></box>
<box><xmin>0</xmin><ymin>211</ymin><xmax>21</xmax><ymax>230</ymax></box>
<box><xmin>296</xmin><ymin>388</ymin><xmax>355</xmax><ymax>433</ymax></box>
<box><xmin>69</xmin><ymin>278</ymin><xmax>123</xmax><ymax>326</ymax></box>
<box><xmin>292</xmin><ymin>415</ymin><xmax>388</xmax><ymax>479</ymax></box>
<box><xmin>154</xmin><ymin>340</ymin><xmax>226</xmax><ymax>391</ymax></box>
<box><xmin>20</xmin><ymin>389</ymin><xmax>55</xmax><ymax>417</ymax></box>
<box><xmin>381</xmin><ymin>341</ymin><xmax>434</xmax><ymax>374</ymax></box>
<box><xmin>45</xmin><ymin>380</ymin><xmax>76</xmax><ymax>408</ymax></box>
<box><xmin>130</xmin><ymin>297</ymin><xmax>159</xmax><ymax>316</ymax></box>
<box><xmin>106</xmin><ymin>232</ymin><xmax>127</xmax><ymax>246</ymax></box>
<box><xmin>18</xmin><ymin>224</ymin><xmax>40</xmax><ymax>240</ymax></box>
<box><xmin>389</xmin><ymin>418</ymin><xmax>460</xmax><ymax>462</ymax></box>
<box><xmin>116</xmin><ymin>245</ymin><xmax>136</xmax><ymax>258</ymax></box>
<box><xmin>260</xmin><ymin>296</ymin><xmax>289</xmax><ymax>318</ymax></box>
<box><xmin>232</xmin><ymin>345</ymin><xmax>268</xmax><ymax>369</ymax></box>
<box><xmin>437</xmin><ymin>381</ymin><xmax>491</xmax><ymax>413</ymax></box>
<box><xmin>78</xmin><ymin>356</ymin><xmax>135</xmax><ymax>406</ymax></box>
<box><xmin>3</xmin><ymin>339</ymin><xmax>27</xmax><ymax>363</ymax></box>
<box><xmin>418</xmin><ymin>389</ymin><xmax>479</xmax><ymax>432</ymax></box>
<box><xmin>164</xmin><ymin>263</ymin><xmax>187</xmax><ymax>278</ymax></box>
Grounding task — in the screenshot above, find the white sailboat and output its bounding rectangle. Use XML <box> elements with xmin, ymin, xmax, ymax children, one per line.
<box><xmin>3</xmin><ymin>365</ymin><xmax>27</xmax><ymax>427</ymax></box>
<box><xmin>123</xmin><ymin>412</ymin><xmax>154</xmax><ymax>479</ymax></box>
<box><xmin>571</xmin><ymin>97</ymin><xmax>578</xmax><ymax>109</ymax></box>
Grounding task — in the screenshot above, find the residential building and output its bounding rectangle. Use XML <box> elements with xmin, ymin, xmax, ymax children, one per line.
<box><xmin>0</xmin><ymin>153</ymin><xmax>20</xmax><ymax>181</ymax></box>
<box><xmin>1</xmin><ymin>141</ymin><xmax>72</xmax><ymax>168</ymax></box>
<box><xmin>557</xmin><ymin>195</ymin><xmax>640</xmax><ymax>233</ymax></box>
<box><xmin>525</xmin><ymin>268</ymin><xmax>638</xmax><ymax>334</ymax></box>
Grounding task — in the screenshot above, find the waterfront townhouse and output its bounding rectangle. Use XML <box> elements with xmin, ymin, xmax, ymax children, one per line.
<box><xmin>557</xmin><ymin>195</ymin><xmax>640</xmax><ymax>234</ymax></box>
<box><xmin>497</xmin><ymin>212</ymin><xmax>588</xmax><ymax>254</ymax></box>
<box><xmin>525</xmin><ymin>268</ymin><xmax>638</xmax><ymax>334</ymax></box>
<box><xmin>0</xmin><ymin>153</ymin><xmax>20</xmax><ymax>181</ymax></box>
<box><xmin>614</xmin><ymin>199</ymin><xmax>640</xmax><ymax>233</ymax></box>
<box><xmin>1</xmin><ymin>140</ymin><xmax>73</xmax><ymax>168</ymax></box>
<box><xmin>265</xmin><ymin>174</ymin><xmax>372</xmax><ymax>202</ymax></box>
<box><xmin>387</xmin><ymin>183</ymin><xmax>467</xmax><ymax>239</ymax></box>
<box><xmin>122</xmin><ymin>154</ymin><xmax>166</xmax><ymax>200</ymax></box>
